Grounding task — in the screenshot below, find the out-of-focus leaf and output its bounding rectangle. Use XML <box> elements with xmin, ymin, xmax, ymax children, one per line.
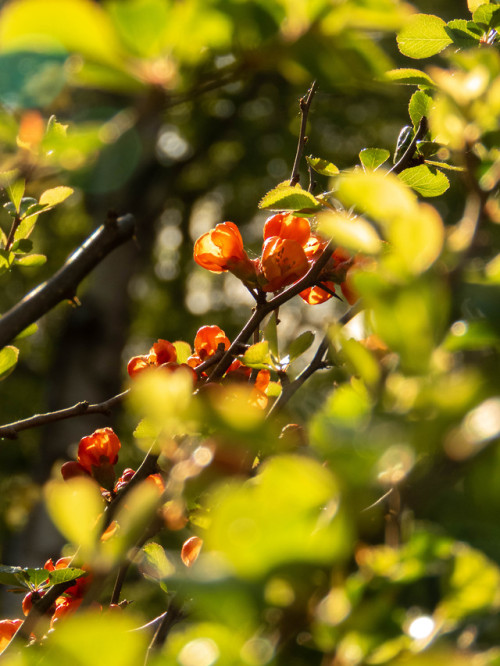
<box><xmin>317</xmin><ymin>210</ymin><xmax>382</xmax><ymax>254</ymax></box>
<box><xmin>243</xmin><ymin>341</ymin><xmax>272</xmax><ymax>369</ymax></box>
<box><xmin>138</xmin><ymin>542</ymin><xmax>174</xmax><ymax>581</ymax></box>
<box><xmin>473</xmin><ymin>5</ymin><xmax>500</xmax><ymax>29</ymax></box>
<box><xmin>306</xmin><ymin>156</ymin><xmax>340</xmax><ymax>177</ymax></box>
<box><xmin>424</xmin><ymin>160</ymin><xmax>464</xmax><ymax>172</ymax></box>
<box><xmin>397</xmin><ymin>14</ymin><xmax>452</xmax><ymax>59</ymax></box>
<box><xmin>39</xmin><ymin>186</ymin><xmax>74</xmax><ymax>207</ymax></box>
<box><xmin>39</xmin><ymin>611</ymin><xmax>148</xmax><ymax>666</ymax></box>
<box><xmin>0</xmin><ymin>345</ymin><xmax>19</xmax><ymax>381</ymax></box>
<box><xmin>173</xmin><ymin>340</ymin><xmax>192</xmax><ymax>365</ymax></box>
<box><xmin>13</xmin><ymin>323</ymin><xmax>38</xmax><ymax>341</ymax></box>
<box><xmin>259</xmin><ymin>184</ymin><xmax>321</xmax><ymax>213</ymax></box>
<box><xmin>409</xmin><ymin>91</ymin><xmax>433</xmax><ymax>129</ymax></box>
<box><xmin>14</xmin><ymin>254</ymin><xmax>47</xmax><ymax>267</ymax></box>
<box><xmin>399</xmin><ymin>164</ymin><xmax>449</xmax><ymax>197</ymax></box>
<box><xmin>288</xmin><ymin>331</ymin><xmax>315</xmax><ymax>362</ymax></box>
<box><xmin>264</xmin><ymin>313</ymin><xmax>279</xmax><ymax>360</ymax></box>
<box><xmin>359</xmin><ymin>148</ymin><xmax>390</xmax><ymax>171</ymax></box>
<box><xmin>0</xmin><ymin>564</ymin><xmax>27</xmax><ymax>587</ymax></box>
<box><xmin>6</xmin><ymin>179</ymin><xmax>24</xmax><ymax>213</ymax></box>
<box><xmin>203</xmin><ymin>454</ymin><xmax>349</xmax><ymax>578</ymax></box>
<box><xmin>107</xmin><ymin>0</ymin><xmax>170</xmax><ymax>58</ymax></box>
<box><xmin>45</xmin><ymin>478</ymin><xmax>105</xmax><ymax>557</ymax></box>
<box><xmin>443</xmin><ymin>320</ymin><xmax>500</xmax><ymax>351</ymax></box>
<box><xmin>468</xmin><ymin>0</ymin><xmax>489</xmax><ymax>12</ymax></box>
<box><xmin>385</xmin><ymin>68</ymin><xmax>436</xmax><ymax>87</ymax></box>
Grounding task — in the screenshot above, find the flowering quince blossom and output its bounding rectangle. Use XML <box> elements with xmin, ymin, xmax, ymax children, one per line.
<box><xmin>263</xmin><ymin>212</ymin><xmax>311</xmax><ymax>245</ymax></box>
<box><xmin>194</xmin><ymin>221</ymin><xmax>257</xmax><ymax>284</ymax></box>
<box><xmin>0</xmin><ymin>619</ymin><xmax>22</xmax><ymax>652</ymax></box>
<box><xmin>127</xmin><ymin>338</ymin><xmax>177</xmax><ymax>378</ymax></box>
<box><xmin>187</xmin><ymin>325</ymin><xmax>230</xmax><ymax>369</ymax></box>
<box><xmin>259</xmin><ymin>236</ymin><xmax>310</xmax><ymax>292</ymax></box>
<box><xmin>77</xmin><ymin>427</ymin><xmax>121</xmax><ymax>474</ymax></box>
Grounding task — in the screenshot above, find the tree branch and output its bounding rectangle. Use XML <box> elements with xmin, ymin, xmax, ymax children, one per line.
<box><xmin>290</xmin><ymin>81</ymin><xmax>318</xmax><ymax>186</ymax></box>
<box><xmin>0</xmin><ymin>391</ymin><xmax>129</xmax><ymax>440</ymax></box>
<box><xmin>0</xmin><ymin>212</ymin><xmax>135</xmax><ymax>349</ymax></box>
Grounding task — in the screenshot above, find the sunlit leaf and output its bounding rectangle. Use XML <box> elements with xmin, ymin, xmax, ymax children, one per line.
<box><xmin>385</xmin><ymin>68</ymin><xmax>436</xmax><ymax>87</ymax></box>
<box><xmin>173</xmin><ymin>340</ymin><xmax>192</xmax><ymax>365</ymax></box>
<box><xmin>409</xmin><ymin>91</ymin><xmax>433</xmax><ymax>129</ymax></box>
<box><xmin>306</xmin><ymin>156</ymin><xmax>340</xmax><ymax>177</ymax></box>
<box><xmin>45</xmin><ymin>478</ymin><xmax>105</xmax><ymax>556</ymax></box>
<box><xmin>399</xmin><ymin>164</ymin><xmax>449</xmax><ymax>197</ymax></box>
<box><xmin>14</xmin><ymin>253</ymin><xmax>47</xmax><ymax>267</ymax></box>
<box><xmin>397</xmin><ymin>14</ymin><xmax>452</xmax><ymax>59</ymax></box>
<box><xmin>264</xmin><ymin>313</ymin><xmax>279</xmax><ymax>360</ymax></box>
<box><xmin>473</xmin><ymin>5</ymin><xmax>500</xmax><ymax>28</ymax></box>
<box><xmin>468</xmin><ymin>0</ymin><xmax>489</xmax><ymax>13</ymax></box>
<box><xmin>6</xmin><ymin>179</ymin><xmax>25</xmax><ymax>214</ymax></box>
<box><xmin>446</xmin><ymin>19</ymin><xmax>482</xmax><ymax>47</ymax></box>
<box><xmin>317</xmin><ymin>210</ymin><xmax>382</xmax><ymax>254</ymax></box>
<box><xmin>259</xmin><ymin>184</ymin><xmax>321</xmax><ymax>213</ymax></box>
<box><xmin>0</xmin><ymin>564</ymin><xmax>27</xmax><ymax>587</ymax></box>
<box><xmin>387</xmin><ymin>203</ymin><xmax>444</xmax><ymax>274</ymax></box>
<box><xmin>0</xmin><ymin>345</ymin><xmax>19</xmax><ymax>381</ymax></box>
<box><xmin>243</xmin><ymin>341</ymin><xmax>272</xmax><ymax>369</ymax></box>
<box><xmin>359</xmin><ymin>148</ymin><xmax>390</xmax><ymax>171</ymax></box>
<box><xmin>139</xmin><ymin>542</ymin><xmax>175</xmax><ymax>580</ymax></box>
<box><xmin>39</xmin><ymin>186</ymin><xmax>74</xmax><ymax>207</ymax></box>
<box><xmin>47</xmin><ymin>567</ymin><xmax>86</xmax><ymax>585</ymax></box>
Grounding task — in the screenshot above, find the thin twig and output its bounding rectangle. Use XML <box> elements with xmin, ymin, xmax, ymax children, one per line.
<box><xmin>0</xmin><ymin>212</ymin><xmax>135</xmax><ymax>349</ymax></box>
<box><xmin>0</xmin><ymin>391</ymin><xmax>129</xmax><ymax>440</ymax></box>
<box><xmin>290</xmin><ymin>81</ymin><xmax>318</xmax><ymax>186</ymax></box>
<box><xmin>144</xmin><ymin>596</ymin><xmax>185</xmax><ymax>665</ymax></box>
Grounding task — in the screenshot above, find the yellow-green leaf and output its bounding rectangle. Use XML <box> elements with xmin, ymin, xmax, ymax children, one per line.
<box><xmin>409</xmin><ymin>91</ymin><xmax>433</xmax><ymax>129</ymax></box>
<box><xmin>39</xmin><ymin>185</ymin><xmax>74</xmax><ymax>207</ymax></box>
<box><xmin>259</xmin><ymin>184</ymin><xmax>321</xmax><ymax>213</ymax></box>
<box><xmin>399</xmin><ymin>164</ymin><xmax>450</xmax><ymax>197</ymax></box>
<box><xmin>0</xmin><ymin>345</ymin><xmax>19</xmax><ymax>381</ymax></box>
<box><xmin>243</xmin><ymin>340</ymin><xmax>272</xmax><ymax>369</ymax></box>
<box><xmin>317</xmin><ymin>210</ymin><xmax>382</xmax><ymax>254</ymax></box>
<box><xmin>359</xmin><ymin>148</ymin><xmax>390</xmax><ymax>171</ymax></box>
<box><xmin>397</xmin><ymin>14</ymin><xmax>452</xmax><ymax>59</ymax></box>
<box><xmin>306</xmin><ymin>156</ymin><xmax>340</xmax><ymax>177</ymax></box>
<box><xmin>385</xmin><ymin>68</ymin><xmax>436</xmax><ymax>87</ymax></box>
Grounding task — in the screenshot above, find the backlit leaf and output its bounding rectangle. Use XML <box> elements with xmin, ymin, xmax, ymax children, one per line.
<box><xmin>139</xmin><ymin>542</ymin><xmax>175</xmax><ymax>580</ymax></box>
<box><xmin>39</xmin><ymin>186</ymin><xmax>74</xmax><ymax>207</ymax></box>
<box><xmin>446</xmin><ymin>19</ymin><xmax>482</xmax><ymax>47</ymax></box>
<box><xmin>397</xmin><ymin>14</ymin><xmax>452</xmax><ymax>59</ymax></box>
<box><xmin>0</xmin><ymin>345</ymin><xmax>19</xmax><ymax>380</ymax></box>
<box><xmin>288</xmin><ymin>331</ymin><xmax>315</xmax><ymax>362</ymax></box>
<box><xmin>243</xmin><ymin>341</ymin><xmax>272</xmax><ymax>369</ymax></box>
<box><xmin>399</xmin><ymin>164</ymin><xmax>450</xmax><ymax>197</ymax></box>
<box><xmin>306</xmin><ymin>156</ymin><xmax>340</xmax><ymax>177</ymax></box>
<box><xmin>359</xmin><ymin>148</ymin><xmax>390</xmax><ymax>171</ymax></box>
<box><xmin>409</xmin><ymin>91</ymin><xmax>433</xmax><ymax>129</ymax></box>
<box><xmin>259</xmin><ymin>184</ymin><xmax>321</xmax><ymax>213</ymax></box>
<box><xmin>47</xmin><ymin>567</ymin><xmax>86</xmax><ymax>585</ymax></box>
<box><xmin>317</xmin><ymin>210</ymin><xmax>382</xmax><ymax>254</ymax></box>
<box><xmin>385</xmin><ymin>68</ymin><xmax>436</xmax><ymax>87</ymax></box>
<box><xmin>14</xmin><ymin>253</ymin><xmax>47</xmax><ymax>267</ymax></box>
<box><xmin>6</xmin><ymin>179</ymin><xmax>25</xmax><ymax>213</ymax></box>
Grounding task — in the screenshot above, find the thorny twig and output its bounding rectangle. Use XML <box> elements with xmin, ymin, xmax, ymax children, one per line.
<box><xmin>290</xmin><ymin>81</ymin><xmax>318</xmax><ymax>186</ymax></box>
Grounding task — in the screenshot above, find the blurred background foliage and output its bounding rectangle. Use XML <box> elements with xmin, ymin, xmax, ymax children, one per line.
<box><xmin>0</xmin><ymin>0</ymin><xmax>499</xmax><ymax>663</ymax></box>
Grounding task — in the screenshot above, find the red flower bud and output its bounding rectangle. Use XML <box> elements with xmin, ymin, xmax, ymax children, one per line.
<box><xmin>77</xmin><ymin>427</ymin><xmax>121</xmax><ymax>475</ymax></box>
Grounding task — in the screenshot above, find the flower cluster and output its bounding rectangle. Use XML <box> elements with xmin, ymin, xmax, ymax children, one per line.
<box><xmin>193</xmin><ymin>213</ymin><xmax>360</xmax><ymax>303</ymax></box>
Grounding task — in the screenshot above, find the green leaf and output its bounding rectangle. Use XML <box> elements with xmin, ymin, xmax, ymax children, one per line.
<box><xmin>288</xmin><ymin>331</ymin><xmax>315</xmax><ymax>362</ymax></box>
<box><xmin>359</xmin><ymin>148</ymin><xmax>390</xmax><ymax>171</ymax></box>
<box><xmin>384</xmin><ymin>68</ymin><xmax>436</xmax><ymax>87</ymax></box>
<box><xmin>6</xmin><ymin>179</ymin><xmax>25</xmax><ymax>214</ymax></box>
<box><xmin>48</xmin><ymin>567</ymin><xmax>86</xmax><ymax>585</ymax></box>
<box><xmin>409</xmin><ymin>91</ymin><xmax>433</xmax><ymax>130</ymax></box>
<box><xmin>23</xmin><ymin>203</ymin><xmax>50</xmax><ymax>220</ymax></box>
<box><xmin>0</xmin><ymin>345</ymin><xmax>19</xmax><ymax>381</ymax></box>
<box><xmin>424</xmin><ymin>160</ymin><xmax>465</xmax><ymax>172</ymax></box>
<box><xmin>138</xmin><ymin>542</ymin><xmax>174</xmax><ymax>581</ymax></box>
<box><xmin>13</xmin><ymin>323</ymin><xmax>38</xmax><ymax>341</ymax></box>
<box><xmin>264</xmin><ymin>313</ymin><xmax>279</xmax><ymax>360</ymax></box>
<box><xmin>18</xmin><ymin>197</ymin><xmax>38</xmax><ymax>217</ymax></box>
<box><xmin>397</xmin><ymin>14</ymin><xmax>452</xmax><ymax>59</ymax></box>
<box><xmin>204</xmin><ymin>455</ymin><xmax>349</xmax><ymax>579</ymax></box>
<box><xmin>39</xmin><ymin>186</ymin><xmax>74</xmax><ymax>207</ymax></box>
<box><xmin>259</xmin><ymin>184</ymin><xmax>322</xmax><ymax>214</ymax></box>
<box><xmin>398</xmin><ymin>164</ymin><xmax>450</xmax><ymax>197</ymax></box>
<box><xmin>173</xmin><ymin>340</ymin><xmax>191</xmax><ymax>365</ymax></box>
<box><xmin>14</xmin><ymin>253</ymin><xmax>47</xmax><ymax>267</ymax></box>
<box><xmin>446</xmin><ymin>19</ymin><xmax>482</xmax><ymax>47</ymax></box>
<box><xmin>317</xmin><ymin>210</ymin><xmax>382</xmax><ymax>254</ymax></box>
<box><xmin>306</xmin><ymin>156</ymin><xmax>340</xmax><ymax>177</ymax></box>
<box><xmin>11</xmin><ymin>238</ymin><xmax>33</xmax><ymax>253</ymax></box>
<box><xmin>468</xmin><ymin>0</ymin><xmax>489</xmax><ymax>12</ymax></box>
<box><xmin>473</xmin><ymin>4</ymin><xmax>500</xmax><ymax>28</ymax></box>
<box><xmin>416</xmin><ymin>141</ymin><xmax>440</xmax><ymax>158</ymax></box>
<box><xmin>24</xmin><ymin>568</ymin><xmax>50</xmax><ymax>588</ymax></box>
<box><xmin>13</xmin><ymin>213</ymin><xmax>40</xmax><ymax>242</ymax></box>
<box><xmin>0</xmin><ymin>170</ymin><xmax>19</xmax><ymax>191</ymax></box>
<box><xmin>243</xmin><ymin>341</ymin><xmax>272</xmax><ymax>369</ymax></box>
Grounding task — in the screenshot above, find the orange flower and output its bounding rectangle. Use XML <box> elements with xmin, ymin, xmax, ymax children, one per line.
<box><xmin>77</xmin><ymin>427</ymin><xmax>121</xmax><ymax>474</ymax></box>
<box><xmin>194</xmin><ymin>325</ymin><xmax>230</xmax><ymax>361</ymax></box>
<box><xmin>259</xmin><ymin>237</ymin><xmax>309</xmax><ymax>292</ymax></box>
<box><xmin>300</xmin><ymin>281</ymin><xmax>337</xmax><ymax>305</ymax></box>
<box><xmin>0</xmin><ymin>619</ymin><xmax>22</xmax><ymax>652</ymax></box>
<box><xmin>50</xmin><ymin>597</ymin><xmax>83</xmax><ymax>626</ymax></box>
<box><xmin>194</xmin><ymin>222</ymin><xmax>256</xmax><ymax>283</ymax></box>
<box><xmin>263</xmin><ymin>213</ymin><xmax>311</xmax><ymax>246</ymax></box>
<box><xmin>127</xmin><ymin>339</ymin><xmax>177</xmax><ymax>378</ymax></box>
<box><xmin>181</xmin><ymin>536</ymin><xmax>203</xmax><ymax>567</ymax></box>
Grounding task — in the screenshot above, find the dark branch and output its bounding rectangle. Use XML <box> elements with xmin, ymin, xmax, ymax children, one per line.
<box><xmin>0</xmin><ymin>212</ymin><xmax>135</xmax><ymax>349</ymax></box>
<box><xmin>390</xmin><ymin>116</ymin><xmax>428</xmax><ymax>175</ymax></box>
<box><xmin>0</xmin><ymin>391</ymin><xmax>129</xmax><ymax>440</ymax></box>
<box><xmin>290</xmin><ymin>81</ymin><xmax>318</xmax><ymax>186</ymax></box>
